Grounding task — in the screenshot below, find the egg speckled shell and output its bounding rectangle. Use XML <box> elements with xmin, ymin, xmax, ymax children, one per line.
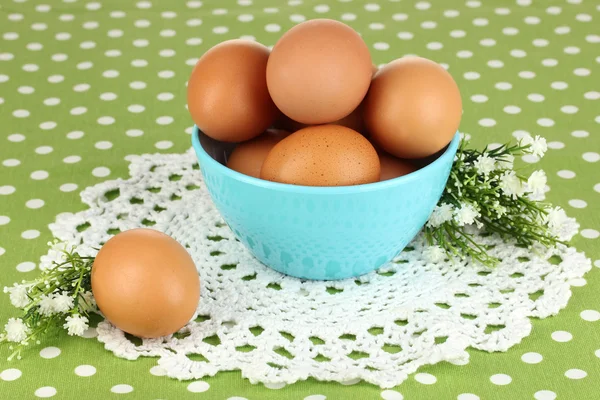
<box><xmin>363</xmin><ymin>56</ymin><xmax>462</xmax><ymax>159</ymax></box>
<box><xmin>260</xmin><ymin>125</ymin><xmax>380</xmax><ymax>186</ymax></box>
<box><xmin>91</xmin><ymin>228</ymin><xmax>200</xmax><ymax>339</ymax></box>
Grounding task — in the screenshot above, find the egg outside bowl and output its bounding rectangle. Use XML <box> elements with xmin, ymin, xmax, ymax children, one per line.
<box><xmin>192</xmin><ymin>126</ymin><xmax>460</xmax><ymax>281</ymax></box>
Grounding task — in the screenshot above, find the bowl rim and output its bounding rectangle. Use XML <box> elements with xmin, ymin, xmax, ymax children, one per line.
<box><xmin>192</xmin><ymin>125</ymin><xmax>460</xmax><ymax>194</ymax></box>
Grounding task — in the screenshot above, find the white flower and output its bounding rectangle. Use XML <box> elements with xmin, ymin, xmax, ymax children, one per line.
<box><xmin>454</xmin><ymin>203</ymin><xmax>480</xmax><ymax>226</ymax></box>
<box><xmin>38</xmin><ymin>294</ymin><xmax>56</xmax><ymax>316</ymax></box>
<box><xmin>527</xmin><ymin>170</ymin><xmax>547</xmax><ymax>197</ymax></box>
<box><xmin>40</xmin><ymin>240</ymin><xmax>72</xmax><ymax>270</ymax></box>
<box><xmin>52</xmin><ymin>292</ymin><xmax>74</xmax><ymax>313</ymax></box>
<box><xmin>80</xmin><ymin>291</ymin><xmax>97</xmax><ymax>312</ymax></box>
<box><xmin>546</xmin><ymin>207</ymin><xmax>568</xmax><ymax>236</ymax></box>
<box><xmin>63</xmin><ymin>314</ymin><xmax>89</xmax><ymax>336</ymax></box>
<box><xmin>474</xmin><ymin>154</ymin><xmax>496</xmax><ymax>176</ymax></box>
<box><xmin>496</xmin><ymin>154</ymin><xmax>514</xmax><ymax>170</ymax></box>
<box><xmin>492</xmin><ymin>202</ymin><xmax>507</xmax><ymax>218</ymax></box>
<box><xmin>4</xmin><ymin>318</ymin><xmax>29</xmax><ymax>343</ymax></box>
<box><xmin>427</xmin><ymin>203</ymin><xmax>455</xmax><ymax>228</ymax></box>
<box><xmin>521</xmin><ymin>134</ymin><xmax>547</xmax><ymax>158</ymax></box>
<box><xmin>7</xmin><ymin>285</ymin><xmax>30</xmax><ymax>309</ymax></box>
<box><xmin>499</xmin><ymin>171</ymin><xmax>525</xmax><ymax>198</ymax></box>
<box><xmin>424</xmin><ymin>245</ymin><xmax>446</xmax><ymax>263</ymax></box>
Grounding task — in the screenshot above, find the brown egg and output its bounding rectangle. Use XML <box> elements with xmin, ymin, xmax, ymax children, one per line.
<box><xmin>91</xmin><ymin>229</ymin><xmax>200</xmax><ymax>338</ymax></box>
<box><xmin>332</xmin><ymin>103</ymin><xmax>366</xmax><ymax>134</ymax></box>
<box><xmin>227</xmin><ymin>129</ymin><xmax>290</xmax><ymax>178</ymax></box>
<box><xmin>260</xmin><ymin>125</ymin><xmax>380</xmax><ymax>186</ymax></box>
<box><xmin>266</xmin><ymin>19</ymin><xmax>373</xmax><ymax>125</ymax></box>
<box><xmin>378</xmin><ymin>151</ymin><xmax>418</xmax><ymax>181</ymax></box>
<box><xmin>187</xmin><ymin>39</ymin><xmax>279</xmax><ymax>142</ymax></box>
<box><xmin>363</xmin><ymin>56</ymin><xmax>462</xmax><ymax>159</ymax></box>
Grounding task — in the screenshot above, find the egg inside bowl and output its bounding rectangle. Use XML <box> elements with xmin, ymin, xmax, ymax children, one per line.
<box><xmin>192</xmin><ymin>126</ymin><xmax>460</xmax><ymax>280</ymax></box>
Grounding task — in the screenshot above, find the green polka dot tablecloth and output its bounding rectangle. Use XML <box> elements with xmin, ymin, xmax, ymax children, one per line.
<box><xmin>1</xmin><ymin>0</ymin><xmax>599</xmax><ymax>399</ymax></box>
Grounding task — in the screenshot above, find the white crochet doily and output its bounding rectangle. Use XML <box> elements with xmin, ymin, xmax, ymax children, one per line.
<box><xmin>42</xmin><ymin>150</ymin><xmax>591</xmax><ymax>389</ymax></box>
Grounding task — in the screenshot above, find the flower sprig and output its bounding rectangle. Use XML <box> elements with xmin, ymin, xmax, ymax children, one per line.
<box><xmin>1</xmin><ymin>240</ymin><xmax>97</xmax><ymax>361</ymax></box>
<box><xmin>424</xmin><ymin>133</ymin><xmax>570</xmax><ymax>267</ymax></box>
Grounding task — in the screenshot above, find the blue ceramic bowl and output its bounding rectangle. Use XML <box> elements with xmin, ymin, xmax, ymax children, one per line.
<box><xmin>192</xmin><ymin>126</ymin><xmax>459</xmax><ymax>280</ymax></box>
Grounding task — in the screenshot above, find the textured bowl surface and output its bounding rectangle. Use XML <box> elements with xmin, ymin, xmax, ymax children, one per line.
<box><xmin>192</xmin><ymin>126</ymin><xmax>459</xmax><ymax>280</ymax></box>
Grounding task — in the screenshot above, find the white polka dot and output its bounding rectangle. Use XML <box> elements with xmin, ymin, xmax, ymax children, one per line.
<box><xmin>97</xmin><ymin>116</ymin><xmax>115</xmax><ymax>125</ymax></box>
<box><xmin>73</xmin><ymin>84</ymin><xmax>90</xmax><ymax>92</ymax></box>
<box><xmin>414</xmin><ymin>373</ymin><xmax>436</xmax><ymax>384</ymax></box>
<box><xmin>127</xmin><ymin>104</ymin><xmax>145</xmax><ymax>113</ymax></box>
<box><xmin>40</xmin><ymin>347</ymin><xmax>61</xmax><ymax>359</ymax></box>
<box><xmin>495</xmin><ymin>7</ymin><xmax>510</xmax><ymax>15</ymax></box>
<box><xmin>0</xmin><ymin>216</ymin><xmax>10</xmax><ymax>225</ymax></box>
<box><xmin>522</xmin><ymin>154</ymin><xmax>540</xmax><ymax>164</ymax></box>
<box><xmin>565</xmin><ymin>369</ymin><xmax>587</xmax><ymax>379</ymax></box>
<box><xmin>0</xmin><ymin>53</ymin><xmax>14</xmax><ymax>61</ymax></box>
<box><xmin>92</xmin><ymin>167</ymin><xmax>110</xmax><ymax>177</ymax></box>
<box><xmin>0</xmin><ymin>369</ymin><xmax>22</xmax><ymax>381</ymax></box>
<box><xmin>111</xmin><ymin>384</ymin><xmax>134</xmax><ymax>394</ymax></box>
<box><xmin>27</xmin><ymin>43</ymin><xmax>44</xmax><ymax>51</ymax></box>
<box><xmin>551</xmin><ymin>331</ymin><xmax>572</xmax><ymax>342</ymax></box>
<box><xmin>534</xmin><ymin>391</ymin><xmax>557</xmax><ymax>400</ymax></box>
<box><xmin>473</xmin><ymin>18</ymin><xmax>488</xmax><ymax>26</ymax></box>
<box><xmin>537</xmin><ymin>118</ymin><xmax>555</xmax><ymax>127</ymax></box>
<box><xmin>568</xmin><ymin>199</ymin><xmax>586</xmax><ymax>208</ymax></box>
<box><xmin>463</xmin><ymin>71</ymin><xmax>480</xmax><ymax>80</ymax></box>
<box><xmin>126</xmin><ymin>129</ymin><xmax>144</xmax><ymax>137</ymax></box>
<box><xmin>511</xmin><ymin>49</ymin><xmax>527</xmax><ymax>58</ymax></box>
<box><xmin>265</xmin><ymin>23</ymin><xmax>281</xmax><ymax>32</ymax></box>
<box><xmin>156</xmin><ymin>116</ymin><xmax>174</xmax><ymax>125</ymax></box>
<box><xmin>570</xmin><ymin>278</ymin><xmax>587</xmax><ymax>287</ymax></box>
<box><xmin>504</xmin><ymin>106</ymin><xmax>520</xmax><ymax>114</ymax></box>
<box><xmin>188</xmin><ymin>0</ymin><xmax>203</xmax><ymax>7</ymax></box>
<box><xmin>67</xmin><ymin>131</ymin><xmax>84</xmax><ymax>140</ymax></box>
<box><xmin>381</xmin><ymin>390</ymin><xmax>403</xmax><ymax>400</ymax></box>
<box><xmin>555</xmin><ymin>26</ymin><xmax>569</xmax><ymax>36</ymax></box>
<box><xmin>521</xmin><ymin>352</ymin><xmax>543</xmax><ymax>364</ymax></box>
<box><xmin>26</xmin><ymin>199</ymin><xmax>45</xmax><ymax>209</ymax></box>
<box><xmin>80</xmin><ymin>41</ymin><xmax>96</xmax><ymax>49</ymax></box>
<box><xmin>74</xmin><ymin>365</ymin><xmax>96</xmax><ymax>377</ymax></box>
<box><xmin>528</xmin><ymin>94</ymin><xmax>544</xmax><ymax>102</ymax></box>
<box><xmin>60</xmin><ymin>183</ymin><xmax>78</xmax><ymax>192</ymax></box>
<box><xmin>480</xmin><ymin>38</ymin><xmax>496</xmax><ymax>47</ymax></box>
<box><xmin>574</xmin><ymin>68</ymin><xmax>590</xmax><ymax>76</ymax></box>
<box><xmin>494</xmin><ymin>82</ymin><xmax>511</xmax><ymax>90</ymax></box>
<box><xmin>583</xmin><ymin>152</ymin><xmax>600</xmax><ymax>162</ymax></box>
<box><xmin>16</xmin><ymin>262</ymin><xmax>36</xmax><ymax>272</ymax></box>
<box><xmin>264</xmin><ymin>382</ymin><xmax>286</xmax><ymax>389</ymax></box>
<box><xmin>40</xmin><ymin>122</ymin><xmax>57</xmax><ymax>130</ymax></box>
<box><xmin>34</xmin><ymin>146</ymin><xmax>52</xmax><ymax>155</ymax></box>
<box><xmin>542</xmin><ymin>58</ymin><xmax>558</xmax><ymax>67</ymax></box>
<box><xmin>23</xmin><ymin>64</ymin><xmax>40</xmax><ymax>72</ymax></box>
<box><xmin>34</xmin><ymin>387</ymin><xmax>56</xmax><ymax>398</ymax></box>
<box><xmin>102</xmin><ymin>70</ymin><xmax>119</xmax><ymax>78</ymax></box>
<box><xmin>212</xmin><ymin>26</ymin><xmax>229</xmax><ymax>34</ymax></box>
<box><xmin>22</xmin><ymin>230</ymin><xmax>41</xmax><ymax>239</ymax></box>
<box><xmin>365</xmin><ymin>3</ymin><xmax>380</xmax><ymax>11</ymax></box>
<box><xmin>479</xmin><ymin>118</ymin><xmax>496</xmax><ymax>127</ymax></box>
<box><xmin>0</xmin><ymin>185</ymin><xmax>16</xmax><ymax>196</ymax></box>
<box><xmin>13</xmin><ymin>109</ymin><xmax>30</xmax><ymax>118</ymax></box>
<box><xmin>31</xmin><ymin>170</ymin><xmax>49</xmax><ymax>180</ymax></box>
<box><xmin>525</xmin><ymin>16</ymin><xmax>540</xmax><ymax>24</ymax></box>
<box><xmin>576</xmin><ymin>13</ymin><xmax>592</xmax><ymax>22</ymax></box>
<box><xmin>149</xmin><ymin>366</ymin><xmax>167</xmax><ymax>376</ymax></box>
<box><xmin>2</xmin><ymin>159</ymin><xmax>20</xmax><ymax>167</ymax></box>
<box><xmin>397</xmin><ymin>32</ymin><xmax>414</xmax><ymax>40</ymax></box>
<box><xmin>370</xmin><ymin>22</ymin><xmax>386</xmax><ymax>30</ymax></box>
<box><xmin>580</xmin><ymin>310</ymin><xmax>600</xmax><ymax>322</ymax></box>
<box><xmin>392</xmin><ymin>13</ymin><xmax>408</xmax><ymax>21</ymax></box>
<box><xmin>587</xmin><ymin>35</ymin><xmax>600</xmax><ymax>44</ymax></box>
<box><xmin>444</xmin><ymin>9</ymin><xmax>460</xmax><ymax>17</ymax></box>
<box><xmin>546</xmin><ymin>6</ymin><xmax>561</xmax><ymax>14</ymax></box>
<box><xmin>457</xmin><ymin>50</ymin><xmax>473</xmax><ymax>58</ymax></box>
<box><xmin>70</xmin><ymin>107</ymin><xmax>87</xmax><ymax>116</ymax></box>
<box><xmin>158</xmin><ymin>70</ymin><xmax>175</xmax><ymax>78</ymax></box>
<box><xmin>290</xmin><ymin>14</ymin><xmax>306</xmax><ymax>22</ymax></box>
<box><xmin>155</xmin><ymin>141</ymin><xmax>173</xmax><ymax>150</ymax></box>
<box><xmin>596</xmin><ymin>349</ymin><xmax>600</xmax><ymax>357</ymax></box>
<box><xmin>314</xmin><ymin>4</ymin><xmax>329</xmax><ymax>13</ymax></box>
<box><xmin>551</xmin><ymin>81</ymin><xmax>568</xmax><ymax>90</ymax></box>
<box><xmin>82</xmin><ymin>21</ymin><xmax>99</xmax><ymax>30</ymax></box>
<box><xmin>487</xmin><ymin>60</ymin><xmax>503</xmax><ymax>68</ymax></box>
<box><xmin>304</xmin><ymin>396</ymin><xmax>326</xmax><ymax>400</ymax></box>
<box><xmin>532</xmin><ymin>39</ymin><xmax>548</xmax><ymax>47</ymax></box>
<box><xmin>503</xmin><ymin>27</ymin><xmax>519</xmax><ymax>35</ymax></box>
<box><xmin>490</xmin><ymin>374</ymin><xmax>511</xmax><ymax>385</ymax></box>
<box><xmin>157</xmin><ymin>92</ymin><xmax>174</xmax><ymax>101</ymax></box>
<box><xmin>471</xmin><ymin>95</ymin><xmax>488</xmax><ymax>103</ymax></box>
<box><xmin>457</xmin><ymin>395</ymin><xmax>479</xmax><ymax>400</ymax></box>
<box><xmin>581</xmin><ymin>229</ymin><xmax>599</xmax><ymax>239</ymax></box>
<box><xmin>8</xmin><ymin>134</ymin><xmax>25</xmax><ymax>142</ymax></box>
<box><xmin>43</xmin><ymin>98</ymin><xmax>61</xmax><ymax>106</ymax></box>
<box><xmin>187</xmin><ymin>381</ymin><xmax>210</xmax><ymax>393</ymax></box>
<box><xmin>427</xmin><ymin>42</ymin><xmax>443</xmax><ymax>50</ymax></box>
<box><xmin>373</xmin><ymin>42</ymin><xmax>390</xmax><ymax>50</ymax></box>
<box><xmin>584</xmin><ymin>91</ymin><xmax>600</xmax><ymax>100</ymax></box>
<box><xmin>450</xmin><ymin>30</ymin><xmax>466</xmax><ymax>38</ymax></box>
<box><xmin>110</xmin><ymin>10</ymin><xmax>126</xmax><ymax>18</ymax></box>
<box><xmin>63</xmin><ymin>156</ymin><xmax>81</xmax><ymax>164</ymax></box>
<box><xmin>561</xmin><ymin>105</ymin><xmax>578</xmax><ymax>114</ymax></box>
<box><xmin>557</xmin><ymin>170</ymin><xmax>575</xmax><ymax>179</ymax></box>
